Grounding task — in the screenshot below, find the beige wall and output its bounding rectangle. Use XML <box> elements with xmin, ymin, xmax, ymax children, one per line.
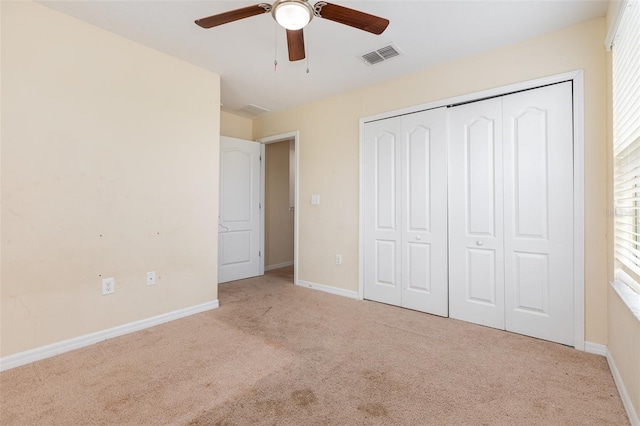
<box><xmin>254</xmin><ymin>18</ymin><xmax>608</xmax><ymax>344</ymax></box>
<box><xmin>1</xmin><ymin>2</ymin><xmax>220</xmax><ymax>357</ymax></box>
<box><xmin>221</xmin><ymin>111</ymin><xmax>253</xmax><ymax>140</ymax></box>
<box><xmin>608</xmin><ymin>286</ymin><xmax>640</xmax><ymax>418</ymax></box>
<box><xmin>265</xmin><ymin>141</ymin><xmax>294</xmax><ymax>267</ymax></box>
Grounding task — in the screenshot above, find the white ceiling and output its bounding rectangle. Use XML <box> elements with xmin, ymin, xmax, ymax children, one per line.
<box><xmin>40</xmin><ymin>0</ymin><xmax>607</xmax><ymax>117</ymax></box>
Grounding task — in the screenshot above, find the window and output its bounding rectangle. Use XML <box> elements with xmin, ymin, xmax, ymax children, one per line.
<box><xmin>612</xmin><ymin>0</ymin><xmax>640</xmax><ymax>293</ymax></box>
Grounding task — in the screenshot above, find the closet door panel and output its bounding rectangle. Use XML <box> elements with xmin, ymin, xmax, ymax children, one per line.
<box><xmin>467</xmin><ymin>118</ymin><xmax>497</xmax><ymax>237</ymax></box>
<box><xmin>449</xmin><ymin>98</ymin><xmax>505</xmax><ymax>329</ymax></box>
<box><xmin>406</xmin><ymin>242</ymin><xmax>431</xmax><ymax>291</ymax></box>
<box><xmin>363</xmin><ymin>119</ymin><xmax>402</xmax><ymax>306</ymax></box>
<box><xmin>503</xmin><ymin>82</ymin><xmax>574</xmax><ymax>345</ymax></box>
<box><xmin>401</xmin><ymin>108</ymin><xmax>448</xmax><ymax>316</ymax></box>
<box><xmin>467</xmin><ymin>248</ymin><xmax>497</xmax><ymax>304</ymax></box>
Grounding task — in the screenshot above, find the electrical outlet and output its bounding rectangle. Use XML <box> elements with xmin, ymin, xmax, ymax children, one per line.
<box><xmin>102</xmin><ymin>277</ymin><xmax>115</xmax><ymax>295</ymax></box>
<box><xmin>336</xmin><ymin>254</ymin><xmax>342</xmax><ymax>265</ymax></box>
<box><xmin>147</xmin><ymin>271</ymin><xmax>156</xmax><ymax>286</ymax></box>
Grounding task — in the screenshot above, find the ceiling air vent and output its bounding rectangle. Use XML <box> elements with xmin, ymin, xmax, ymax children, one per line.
<box><xmin>360</xmin><ymin>43</ymin><xmax>402</xmax><ymax>66</ymax></box>
<box><xmin>238</xmin><ymin>103</ymin><xmax>271</xmax><ymax>117</ymax></box>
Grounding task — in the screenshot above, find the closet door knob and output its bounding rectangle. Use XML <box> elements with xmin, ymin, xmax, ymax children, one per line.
<box><xmin>476</xmin><ymin>240</ymin><xmax>484</xmax><ymax>246</ymax></box>
<box><xmin>416</xmin><ymin>236</ymin><xmax>421</xmax><ymax>240</ymax></box>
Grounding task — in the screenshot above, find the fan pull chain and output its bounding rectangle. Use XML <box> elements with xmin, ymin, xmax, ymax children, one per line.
<box><xmin>306</xmin><ymin>28</ymin><xmax>310</xmax><ymax>74</ymax></box>
<box><xmin>274</xmin><ymin>22</ymin><xmax>278</xmax><ymax>71</ymax></box>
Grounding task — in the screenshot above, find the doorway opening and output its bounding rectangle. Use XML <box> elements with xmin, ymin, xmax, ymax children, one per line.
<box><xmin>258</xmin><ymin>131</ymin><xmax>300</xmax><ymax>285</ymax></box>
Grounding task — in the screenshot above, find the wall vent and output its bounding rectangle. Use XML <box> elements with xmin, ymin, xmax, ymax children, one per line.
<box><xmin>360</xmin><ymin>43</ymin><xmax>402</xmax><ymax>66</ymax></box>
<box><xmin>238</xmin><ymin>103</ymin><xmax>271</xmax><ymax>117</ymax></box>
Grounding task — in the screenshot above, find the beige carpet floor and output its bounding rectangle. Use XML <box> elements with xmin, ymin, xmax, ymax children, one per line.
<box><xmin>0</xmin><ymin>267</ymin><xmax>629</xmax><ymax>425</ymax></box>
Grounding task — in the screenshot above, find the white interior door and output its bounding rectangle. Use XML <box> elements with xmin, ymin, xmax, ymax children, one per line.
<box><xmin>503</xmin><ymin>82</ymin><xmax>574</xmax><ymax>345</ymax></box>
<box><xmin>363</xmin><ymin>108</ymin><xmax>448</xmax><ymax>315</ymax></box>
<box><xmin>363</xmin><ymin>118</ymin><xmax>402</xmax><ymax>306</ymax></box>
<box><xmin>448</xmin><ymin>98</ymin><xmax>505</xmax><ymax>329</ymax></box>
<box><xmin>219</xmin><ymin>136</ymin><xmax>261</xmax><ymax>284</ymax></box>
<box><xmin>400</xmin><ymin>108</ymin><xmax>448</xmax><ymax>316</ymax></box>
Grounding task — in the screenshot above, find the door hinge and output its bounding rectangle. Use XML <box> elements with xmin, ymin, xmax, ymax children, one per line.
<box><xmin>259</xmin><ymin>251</ymin><xmax>262</xmax><ymax>257</ymax></box>
<box><xmin>259</xmin><ymin>203</ymin><xmax>262</xmax><ymax>209</ymax></box>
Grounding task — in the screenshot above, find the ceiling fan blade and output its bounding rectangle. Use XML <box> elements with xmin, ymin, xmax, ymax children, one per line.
<box><xmin>287</xmin><ymin>29</ymin><xmax>306</xmax><ymax>61</ymax></box>
<box><xmin>316</xmin><ymin>2</ymin><xmax>389</xmax><ymax>35</ymax></box>
<box><xmin>195</xmin><ymin>4</ymin><xmax>269</xmax><ymax>29</ymax></box>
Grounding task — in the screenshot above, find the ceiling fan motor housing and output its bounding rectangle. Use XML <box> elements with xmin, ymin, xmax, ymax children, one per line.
<box><xmin>271</xmin><ymin>0</ymin><xmax>314</xmax><ymax>30</ymax></box>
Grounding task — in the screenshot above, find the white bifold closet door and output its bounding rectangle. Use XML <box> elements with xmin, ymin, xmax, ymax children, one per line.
<box><xmin>363</xmin><ymin>108</ymin><xmax>448</xmax><ymax>316</ymax></box>
<box><xmin>449</xmin><ymin>82</ymin><xmax>574</xmax><ymax>346</ymax></box>
<box><xmin>448</xmin><ymin>97</ymin><xmax>506</xmax><ymax>329</ymax></box>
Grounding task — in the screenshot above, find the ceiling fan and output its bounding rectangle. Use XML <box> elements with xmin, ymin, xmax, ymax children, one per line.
<box><xmin>195</xmin><ymin>0</ymin><xmax>390</xmax><ymax>62</ymax></box>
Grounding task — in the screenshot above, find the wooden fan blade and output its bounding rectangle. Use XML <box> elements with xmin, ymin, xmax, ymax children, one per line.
<box><xmin>317</xmin><ymin>3</ymin><xmax>389</xmax><ymax>35</ymax></box>
<box><xmin>287</xmin><ymin>29</ymin><xmax>305</xmax><ymax>61</ymax></box>
<box><xmin>195</xmin><ymin>4</ymin><xmax>269</xmax><ymax>29</ymax></box>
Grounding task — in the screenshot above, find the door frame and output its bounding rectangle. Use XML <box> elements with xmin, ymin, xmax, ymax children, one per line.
<box><xmin>257</xmin><ymin>131</ymin><xmax>300</xmax><ymax>285</ymax></box>
<box><xmin>358</xmin><ymin>70</ymin><xmax>585</xmax><ymax>351</ymax></box>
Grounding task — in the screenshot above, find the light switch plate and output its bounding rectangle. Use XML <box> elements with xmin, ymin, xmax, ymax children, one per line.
<box><xmin>311</xmin><ymin>194</ymin><xmax>320</xmax><ymax>205</ymax></box>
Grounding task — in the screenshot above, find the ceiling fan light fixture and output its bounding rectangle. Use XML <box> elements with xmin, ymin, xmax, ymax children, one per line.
<box><xmin>272</xmin><ymin>0</ymin><xmax>313</xmax><ymax>30</ymax></box>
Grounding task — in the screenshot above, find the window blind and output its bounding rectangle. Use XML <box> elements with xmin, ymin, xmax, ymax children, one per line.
<box><xmin>613</xmin><ymin>0</ymin><xmax>640</xmax><ymax>293</ymax></box>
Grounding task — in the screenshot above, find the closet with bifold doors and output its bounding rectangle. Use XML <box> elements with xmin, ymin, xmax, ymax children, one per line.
<box><xmin>362</xmin><ymin>81</ymin><xmax>576</xmax><ymax>346</ymax></box>
<box><xmin>448</xmin><ymin>82</ymin><xmax>574</xmax><ymax>345</ymax></box>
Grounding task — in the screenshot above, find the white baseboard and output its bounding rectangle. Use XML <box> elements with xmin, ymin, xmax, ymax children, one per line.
<box><xmin>584</xmin><ymin>341</ymin><xmax>607</xmax><ymax>356</ymax></box>
<box><xmin>0</xmin><ymin>300</ymin><xmax>219</xmax><ymax>372</ymax></box>
<box><xmin>297</xmin><ymin>280</ymin><xmax>359</xmax><ymax>300</ymax></box>
<box><xmin>606</xmin><ymin>349</ymin><xmax>640</xmax><ymax>426</ymax></box>
<box><xmin>265</xmin><ymin>261</ymin><xmax>294</xmax><ymax>271</ymax></box>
